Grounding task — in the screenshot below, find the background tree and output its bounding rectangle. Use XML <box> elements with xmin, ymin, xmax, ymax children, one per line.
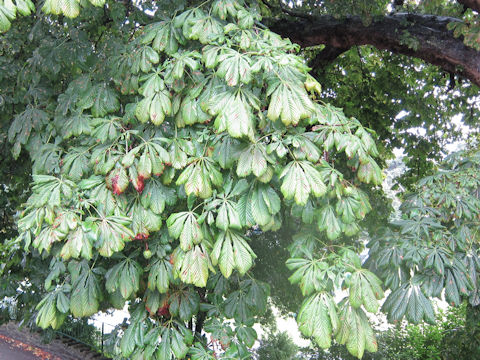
<box><xmin>0</xmin><ymin>1</ymin><xmax>479</xmax><ymax>359</ymax></box>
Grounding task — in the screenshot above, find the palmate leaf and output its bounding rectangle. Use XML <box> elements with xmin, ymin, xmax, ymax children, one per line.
<box><xmin>176</xmin><ymin>157</ymin><xmax>223</xmax><ymax>198</ymax></box>
<box><xmin>286</xmin><ymin>257</ymin><xmax>330</xmax><ymax>296</ymax></box>
<box><xmin>207</xmin><ymin>86</ymin><xmax>257</xmax><ymax>140</ymax></box>
<box><xmin>68</xmin><ymin>260</ymin><xmax>102</xmax><ymax>318</ymax></box>
<box><xmin>77</xmin><ymin>83</ymin><xmax>120</xmax><ymax>117</ymax></box>
<box><xmin>128</xmin><ymin>201</ymin><xmax>162</xmax><ymax>238</ymax></box>
<box><xmin>91</xmin><ymin>143</ymin><xmax>122</xmax><ymax>175</ymax></box>
<box><xmin>135</xmin><ymin>89</ymin><xmax>172</xmax><ymax>125</ymax></box>
<box><xmin>42</xmin><ymin>0</ymin><xmax>104</xmax><ymax>17</ymax></box>
<box><xmin>223</xmin><ymin>279</ymin><xmax>269</xmax><ymax>323</ymax></box>
<box><xmin>1</xmin><ymin>0</ymin><xmax>35</xmax><ymax>32</ymax></box>
<box><xmin>131</xmin><ymin>45</ymin><xmax>159</xmax><ymax>74</ymax></box>
<box><xmin>123</xmin><ymin>139</ymin><xmax>170</xmax><ymax>182</ymax></box>
<box><xmin>177</xmin><ymin>245</ymin><xmax>212</xmax><ymax>287</ymax></box>
<box><xmin>216</xmin><ymin>199</ymin><xmax>242</xmax><ymax>230</ymax></box>
<box><xmin>141</xmin><ymin>178</ymin><xmax>177</xmax><ymax>214</ymax></box>
<box><xmin>382</xmin><ymin>282</ymin><xmax>435</xmax><ymax>324</ymax></box>
<box><xmin>8</xmin><ymin>106</ymin><xmax>49</xmax><ymax>158</ymax></box>
<box><xmin>61</xmin><ymin>146</ymin><xmax>90</xmax><ymax>181</ymax></box>
<box><xmin>168</xmin><ymin>138</ymin><xmax>195</xmax><ymax>169</ymax></box>
<box><xmin>170</xmin><ymin>50</ymin><xmax>201</xmax><ymax>80</ymax></box>
<box><xmin>348</xmin><ymin>270</ymin><xmax>384</xmax><ymax>313</ymax></box>
<box><xmin>61</xmin><ymin>114</ymin><xmax>92</xmax><ymax>139</ymax></box>
<box><xmin>168</xmin><ymin>287</ymin><xmax>200</xmax><ymax>321</ymax></box>
<box><xmin>318</xmin><ymin>204</ymin><xmax>343</xmax><ymax>240</ymax></box>
<box><xmin>217</xmin><ymin>48</ymin><xmax>253</xmax><ymax>86</ymax></box>
<box><xmin>90</xmin><ymin>117</ymin><xmax>121</xmax><ymax>143</ymax></box>
<box><xmin>148</xmin><ymin>258</ymin><xmax>173</xmax><ymax>293</ymax></box>
<box><xmin>139</xmin><ymin>324</ymin><xmax>193</xmax><ymax>360</ymax></box>
<box><xmin>36</xmin><ymin>290</ymin><xmax>68</xmax><ymax>330</ymax></box>
<box><xmin>33</xmin><ymin>226</ymin><xmax>65</xmax><ymax>254</ymax></box>
<box><xmin>213</xmin><ymin>135</ymin><xmax>242</xmax><ymax>169</ymax></box>
<box><xmin>89</xmin><ymin>215</ymin><xmax>134</xmax><ymax>257</ymax></box>
<box><xmin>357</xmin><ymin>157</ymin><xmax>383</xmax><ymax>185</ymax></box>
<box><xmin>167</xmin><ymin>211</ymin><xmax>203</xmax><ymax>251</ymax></box>
<box><xmin>120</xmin><ymin>305</ymin><xmax>148</xmax><ymax>357</ymax></box>
<box><xmin>236</xmin><ymin>142</ymin><xmax>271</xmax><ymax>178</ymax></box>
<box><xmin>30</xmin><ymin>175</ymin><xmax>76</xmax><ymax>208</ymax></box>
<box><xmin>211</xmin><ymin>0</ymin><xmax>243</xmax><ymax>20</ymax></box>
<box><xmin>280</xmin><ymin>161</ymin><xmax>327</xmax><ymax>205</ymax></box>
<box><xmin>105</xmin><ymin>257</ymin><xmax>143</xmax><ymax>299</ymax></box>
<box><xmin>177</xmin><ymin>96</ymin><xmax>211</xmax><ymax>127</ymax></box>
<box><xmin>236</xmin><ymin>182</ymin><xmax>281</xmax><ymax>228</ymax></box>
<box><xmin>211</xmin><ymin>230</ymin><xmax>256</xmax><ymax>278</ymax></box>
<box><xmin>250</xmin><ymin>183</ymin><xmax>281</xmax><ymax>227</ymax></box>
<box><xmin>297</xmin><ymin>292</ymin><xmax>338</xmax><ymax>349</ymax></box>
<box><xmin>186</xmin><ymin>13</ymin><xmax>225</xmax><ymax>44</ymax></box>
<box><xmin>267</xmin><ymin>79</ymin><xmax>315</xmax><ymax>126</ymax></box>
<box><xmin>336</xmin><ymin>302</ymin><xmax>377</xmax><ymax>359</ymax></box>
<box><xmin>189</xmin><ymin>342</ymin><xmax>216</xmax><ymax>360</ymax></box>
<box><xmin>60</xmin><ymin>226</ymin><xmax>92</xmax><ymax>260</ymax></box>
<box><xmin>141</xmin><ymin>20</ymin><xmax>183</xmax><ymax>55</ymax></box>
<box><xmin>445</xmin><ymin>265</ymin><xmax>472</xmax><ymax>306</ymax></box>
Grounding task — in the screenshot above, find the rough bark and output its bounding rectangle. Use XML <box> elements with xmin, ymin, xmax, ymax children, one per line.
<box><xmin>270</xmin><ymin>13</ymin><xmax>480</xmax><ymax>87</ymax></box>
<box><xmin>457</xmin><ymin>0</ymin><xmax>480</xmax><ymax>12</ymax></box>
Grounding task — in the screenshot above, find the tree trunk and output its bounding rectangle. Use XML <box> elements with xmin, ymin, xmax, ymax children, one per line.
<box><xmin>270</xmin><ymin>13</ymin><xmax>480</xmax><ymax>87</ymax></box>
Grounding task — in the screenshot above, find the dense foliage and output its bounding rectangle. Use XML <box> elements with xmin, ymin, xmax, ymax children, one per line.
<box><xmin>1</xmin><ymin>0</ymin><xmax>480</xmax><ymax>359</ymax></box>
<box><xmin>257</xmin><ymin>302</ymin><xmax>475</xmax><ymax>360</ymax></box>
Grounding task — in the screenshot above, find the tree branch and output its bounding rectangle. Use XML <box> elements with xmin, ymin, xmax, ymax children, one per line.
<box><xmin>270</xmin><ymin>13</ymin><xmax>480</xmax><ymax>87</ymax></box>
<box><xmin>457</xmin><ymin>0</ymin><xmax>480</xmax><ymax>12</ymax></box>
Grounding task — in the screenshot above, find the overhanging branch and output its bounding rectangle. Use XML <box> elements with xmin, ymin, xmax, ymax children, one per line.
<box><xmin>270</xmin><ymin>13</ymin><xmax>480</xmax><ymax>87</ymax></box>
<box><xmin>457</xmin><ymin>0</ymin><xmax>480</xmax><ymax>12</ymax></box>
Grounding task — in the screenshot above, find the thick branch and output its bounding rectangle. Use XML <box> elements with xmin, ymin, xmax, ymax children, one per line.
<box><xmin>270</xmin><ymin>13</ymin><xmax>480</xmax><ymax>87</ymax></box>
<box><xmin>457</xmin><ymin>0</ymin><xmax>480</xmax><ymax>12</ymax></box>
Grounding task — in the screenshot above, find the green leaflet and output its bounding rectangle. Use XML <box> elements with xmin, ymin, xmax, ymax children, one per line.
<box><xmin>357</xmin><ymin>157</ymin><xmax>383</xmax><ymax>185</ymax></box>
<box><xmin>141</xmin><ymin>178</ymin><xmax>177</xmax><ymax>214</ymax></box>
<box><xmin>105</xmin><ymin>257</ymin><xmax>143</xmax><ymax>299</ymax></box>
<box><xmin>348</xmin><ymin>270</ymin><xmax>384</xmax><ymax>313</ymax></box>
<box><xmin>223</xmin><ymin>279</ymin><xmax>269</xmax><ymax>323</ymax></box>
<box><xmin>8</xmin><ymin>107</ymin><xmax>49</xmax><ymax>158</ymax></box>
<box><xmin>280</xmin><ymin>161</ymin><xmax>327</xmax><ymax>206</ymax></box>
<box><xmin>135</xmin><ymin>90</ymin><xmax>172</xmax><ymax>125</ymax></box>
<box><xmin>189</xmin><ymin>342</ymin><xmax>216</xmax><ymax>360</ymax></box>
<box><xmin>128</xmin><ymin>201</ymin><xmax>162</xmax><ymax>238</ymax></box>
<box><xmin>167</xmin><ymin>211</ymin><xmax>203</xmax><ymax>251</ymax></box>
<box><xmin>35</xmin><ymin>290</ymin><xmax>68</xmax><ymax>330</ymax></box>
<box><xmin>42</xmin><ymin>0</ymin><xmax>104</xmax><ymax>18</ymax></box>
<box><xmin>76</xmin><ymin>83</ymin><xmax>120</xmax><ymax>117</ymax></box>
<box><xmin>90</xmin><ymin>215</ymin><xmax>134</xmax><ymax>257</ymax></box>
<box><xmin>382</xmin><ymin>283</ymin><xmax>436</xmax><ymax>324</ymax></box>
<box><xmin>267</xmin><ymin>80</ymin><xmax>315</xmax><ymax>126</ymax></box>
<box><xmin>236</xmin><ymin>142</ymin><xmax>271</xmax><ymax>178</ymax></box>
<box><xmin>68</xmin><ymin>260</ymin><xmax>102</xmax><ymax>318</ymax></box>
<box><xmin>318</xmin><ymin>205</ymin><xmax>343</xmax><ymax>240</ymax></box>
<box><xmin>211</xmin><ymin>230</ymin><xmax>256</xmax><ymax>278</ymax></box>
<box><xmin>206</xmin><ymin>86</ymin><xmax>258</xmax><ymax>140</ymax></box>
<box><xmin>30</xmin><ymin>175</ymin><xmax>76</xmax><ymax>208</ymax></box>
<box><xmin>148</xmin><ymin>258</ymin><xmax>173</xmax><ymax>293</ymax></box>
<box><xmin>60</xmin><ymin>226</ymin><xmax>92</xmax><ymax>260</ymax></box>
<box><xmin>123</xmin><ymin>139</ymin><xmax>170</xmax><ymax>180</ymax></box>
<box><xmin>297</xmin><ymin>293</ymin><xmax>338</xmax><ymax>349</ymax></box>
<box><xmin>176</xmin><ymin>157</ymin><xmax>222</xmax><ymax>198</ymax></box>
<box><xmin>168</xmin><ymin>287</ymin><xmax>200</xmax><ymax>322</ymax></box>
<box><xmin>217</xmin><ymin>48</ymin><xmax>253</xmax><ymax>86</ymax></box>
<box><xmin>336</xmin><ymin>303</ymin><xmax>377</xmax><ymax>359</ymax></box>
<box><xmin>141</xmin><ymin>20</ymin><xmax>183</xmax><ymax>55</ymax></box>
<box><xmin>176</xmin><ymin>245</ymin><xmax>212</xmax><ymax>287</ymax></box>
<box><xmin>286</xmin><ymin>257</ymin><xmax>330</xmax><ymax>296</ymax></box>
